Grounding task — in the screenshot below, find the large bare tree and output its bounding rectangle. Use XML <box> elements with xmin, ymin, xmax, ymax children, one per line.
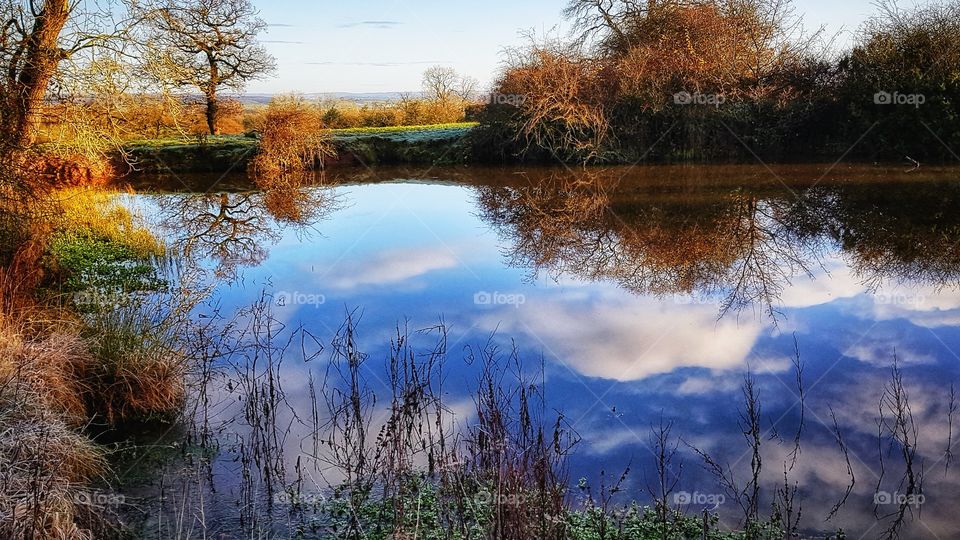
<box><xmin>0</xmin><ymin>0</ymin><xmax>122</xmax><ymax>153</ymax></box>
<box><xmin>140</xmin><ymin>0</ymin><xmax>275</xmax><ymax>135</ymax></box>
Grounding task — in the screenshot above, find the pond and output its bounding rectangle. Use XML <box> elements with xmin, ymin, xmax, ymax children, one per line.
<box><xmin>120</xmin><ymin>163</ymin><xmax>960</xmax><ymax>539</ymax></box>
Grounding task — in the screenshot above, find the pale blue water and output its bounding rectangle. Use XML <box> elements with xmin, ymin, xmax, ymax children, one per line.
<box><xmin>128</xmin><ymin>164</ymin><xmax>960</xmax><ymax>538</ymax></box>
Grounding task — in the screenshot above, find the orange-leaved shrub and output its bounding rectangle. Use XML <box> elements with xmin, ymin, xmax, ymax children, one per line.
<box><xmin>249</xmin><ymin>96</ymin><xmax>335</xmax><ymax>178</ymax></box>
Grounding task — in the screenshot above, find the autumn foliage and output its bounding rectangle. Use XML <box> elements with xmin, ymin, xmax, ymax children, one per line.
<box><xmin>479</xmin><ymin>0</ymin><xmax>960</xmax><ymax>163</ymax></box>
<box><xmin>249</xmin><ymin>96</ymin><xmax>335</xmax><ymax>178</ymax></box>
<box><xmin>38</xmin><ymin>95</ymin><xmax>246</xmax><ymax>143</ymax></box>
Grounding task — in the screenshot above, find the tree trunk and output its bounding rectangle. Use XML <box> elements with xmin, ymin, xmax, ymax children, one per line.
<box><xmin>205</xmin><ymin>90</ymin><xmax>219</xmax><ymax>136</ymax></box>
<box><xmin>205</xmin><ymin>55</ymin><xmax>220</xmax><ymax>136</ymax></box>
<box><xmin>8</xmin><ymin>0</ymin><xmax>71</xmax><ymax>150</ymax></box>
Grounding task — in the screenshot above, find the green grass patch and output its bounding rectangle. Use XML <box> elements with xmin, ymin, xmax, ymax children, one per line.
<box><xmin>120</xmin><ymin>123</ymin><xmax>478</xmax><ymax>172</ymax></box>
<box><xmin>331</xmin><ymin>122</ymin><xmax>477</xmax><ymax>135</ymax></box>
<box><xmin>124</xmin><ymin>123</ymin><xmax>477</xmax><ymax>149</ymax></box>
<box><xmin>44</xmin><ymin>188</ymin><xmax>166</xmax><ymax>302</ymax></box>
<box><xmin>278</xmin><ymin>476</ymin><xmax>808</xmax><ymax>540</ymax></box>
<box><xmin>332</xmin><ymin>123</ymin><xmax>476</xmax><ymax>143</ymax></box>
<box><xmin>124</xmin><ymin>134</ymin><xmax>257</xmax><ymax>150</ymax></box>
<box><xmin>47</xmin><ymin>233</ymin><xmax>165</xmax><ymax>297</ymax></box>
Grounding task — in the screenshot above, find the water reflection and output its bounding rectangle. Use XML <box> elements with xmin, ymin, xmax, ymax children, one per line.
<box><xmin>801</xmin><ymin>181</ymin><xmax>960</xmax><ymax>289</ymax></box>
<box><xmin>154</xmin><ymin>177</ymin><xmax>340</xmax><ymax>279</ymax></box>
<box><xmin>475</xmin><ymin>171</ymin><xmax>824</xmax><ymax>319</ymax></box>
<box><xmin>125</xmin><ymin>165</ymin><xmax>960</xmax><ymax>539</ymax></box>
<box><xmin>475</xmin><ymin>168</ymin><xmax>960</xmax><ymax>321</ymax></box>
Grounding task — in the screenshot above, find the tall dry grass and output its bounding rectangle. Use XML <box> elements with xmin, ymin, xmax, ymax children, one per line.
<box><xmin>0</xmin><ymin>182</ymin><xmax>191</xmax><ymax>538</ymax></box>
<box><xmin>0</xmin><ymin>292</ymin><xmax>109</xmax><ymax>539</ymax></box>
<box><xmin>81</xmin><ymin>298</ymin><xmax>188</xmax><ymax>423</ymax></box>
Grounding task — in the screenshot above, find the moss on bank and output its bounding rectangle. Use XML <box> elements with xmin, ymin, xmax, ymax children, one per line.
<box><xmin>334</xmin><ymin>123</ymin><xmax>475</xmax><ymax>166</ymax></box>
<box><xmin>123</xmin><ymin>135</ymin><xmax>259</xmax><ymax>174</ymax></box>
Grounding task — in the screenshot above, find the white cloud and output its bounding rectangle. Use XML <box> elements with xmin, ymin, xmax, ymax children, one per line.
<box><xmin>472</xmin><ymin>288</ymin><xmax>766</xmax><ymax>382</ymax></box>
<box><xmin>844</xmin><ymin>340</ymin><xmax>937</xmax><ymax>367</ymax></box>
<box><xmin>325</xmin><ymin>247</ymin><xmax>460</xmax><ymax>289</ymax></box>
<box><xmin>778</xmin><ymin>256</ymin><xmax>866</xmax><ymax>309</ymax></box>
<box><xmin>869</xmin><ymin>284</ymin><xmax>960</xmax><ymax>328</ymax></box>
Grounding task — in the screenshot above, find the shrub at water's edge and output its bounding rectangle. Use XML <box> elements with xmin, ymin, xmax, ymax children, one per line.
<box><xmin>248</xmin><ymin>96</ymin><xmax>336</xmax><ymax>178</ymax></box>
<box><xmin>474</xmin><ymin>0</ymin><xmax>960</xmax><ymax>165</ymax></box>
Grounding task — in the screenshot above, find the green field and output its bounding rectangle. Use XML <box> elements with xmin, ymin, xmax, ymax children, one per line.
<box><xmin>122</xmin><ymin>123</ymin><xmax>478</xmax><ymax>173</ymax></box>
<box><xmin>330</xmin><ymin>122</ymin><xmax>477</xmax><ymax>139</ymax></box>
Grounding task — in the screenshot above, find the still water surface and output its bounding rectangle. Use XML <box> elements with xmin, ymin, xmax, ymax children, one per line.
<box><xmin>125</xmin><ymin>164</ymin><xmax>960</xmax><ymax>538</ymax></box>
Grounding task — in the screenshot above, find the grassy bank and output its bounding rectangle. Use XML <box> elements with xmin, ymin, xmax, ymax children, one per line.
<box><xmin>0</xmin><ymin>186</ymin><xmax>190</xmax><ymax>538</ymax></box>
<box><xmin>123</xmin><ymin>122</ymin><xmax>478</xmax><ymax>174</ymax></box>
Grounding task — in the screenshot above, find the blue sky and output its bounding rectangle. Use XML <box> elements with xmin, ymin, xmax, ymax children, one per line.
<box><xmin>249</xmin><ymin>0</ymin><xmax>882</xmax><ymax>94</ymax></box>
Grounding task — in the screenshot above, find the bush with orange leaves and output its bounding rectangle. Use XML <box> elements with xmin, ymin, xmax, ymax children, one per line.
<box><xmin>610</xmin><ymin>1</ymin><xmax>812</xmax><ymax>104</ymax></box>
<box><xmin>314</xmin><ymin>98</ymin><xmax>467</xmax><ymax>130</ymax></box>
<box><xmin>249</xmin><ymin>96</ymin><xmax>336</xmax><ymax>179</ymax></box>
<box><xmin>38</xmin><ymin>94</ymin><xmax>247</xmax><ymax>143</ymax></box>
<box><xmin>479</xmin><ymin>0</ymin><xmax>826</xmax><ymax>163</ymax></box>
<box><xmin>496</xmin><ymin>45</ymin><xmax>617</xmax><ymax>162</ymax></box>
<box><xmin>182</xmin><ymin>98</ymin><xmax>246</xmax><ymax>136</ymax></box>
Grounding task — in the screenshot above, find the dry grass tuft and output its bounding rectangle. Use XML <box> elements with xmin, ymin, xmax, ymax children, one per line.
<box><xmin>0</xmin><ymin>312</ymin><xmax>108</xmax><ymax>540</ymax></box>
<box><xmin>0</xmin><ymin>182</ymin><xmax>185</xmax><ymax>537</ymax></box>
<box><xmin>0</xmin><ymin>326</ymin><xmax>91</xmax><ymax>423</ymax></box>
<box><xmin>82</xmin><ymin>302</ymin><xmax>187</xmax><ymax>423</ymax></box>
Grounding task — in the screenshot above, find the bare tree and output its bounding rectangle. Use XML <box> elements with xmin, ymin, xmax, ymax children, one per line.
<box><xmin>422</xmin><ymin>65</ymin><xmax>457</xmax><ymax>102</ymax></box>
<box><xmin>422</xmin><ymin>65</ymin><xmax>476</xmax><ymax>102</ymax></box>
<box><xmin>456</xmin><ymin>72</ymin><xmax>479</xmax><ymax>101</ymax></box>
<box><xmin>563</xmin><ymin>0</ymin><xmax>654</xmax><ymax>53</ymax></box>
<box><xmin>0</xmin><ymin>0</ymin><xmax>128</xmax><ymax>155</ymax></box>
<box><xmin>139</xmin><ymin>0</ymin><xmax>275</xmax><ymax>135</ymax></box>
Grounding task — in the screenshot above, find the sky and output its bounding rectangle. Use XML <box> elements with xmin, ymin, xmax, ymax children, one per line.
<box><xmin>249</xmin><ymin>0</ymin><xmax>884</xmax><ymax>95</ymax></box>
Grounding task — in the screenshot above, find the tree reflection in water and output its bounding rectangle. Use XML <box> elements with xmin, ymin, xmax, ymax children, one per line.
<box><xmin>801</xmin><ymin>182</ymin><xmax>960</xmax><ymax>290</ymax></box>
<box><xmin>475</xmin><ymin>169</ymin><xmax>960</xmax><ymax>319</ymax></box>
<box><xmin>131</xmin><ymin>165</ymin><xmax>960</xmax><ymax>539</ymax></box>
<box><xmin>157</xmin><ymin>173</ymin><xmax>340</xmax><ymax>280</ymax></box>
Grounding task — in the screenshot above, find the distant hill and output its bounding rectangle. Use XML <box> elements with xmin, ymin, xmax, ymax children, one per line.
<box><xmin>235</xmin><ymin>92</ymin><xmax>418</xmax><ymax>105</ymax></box>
